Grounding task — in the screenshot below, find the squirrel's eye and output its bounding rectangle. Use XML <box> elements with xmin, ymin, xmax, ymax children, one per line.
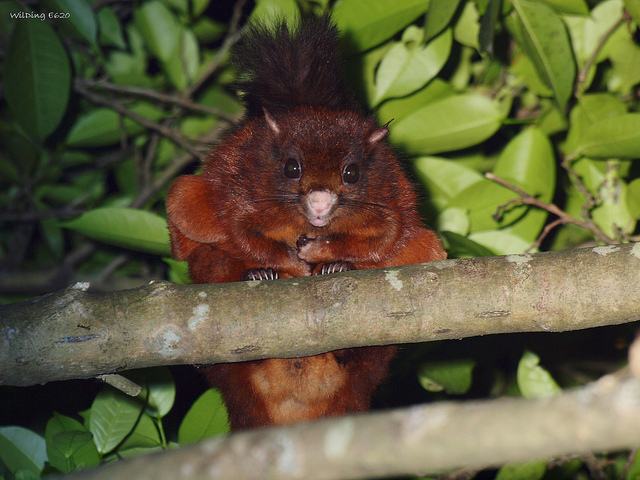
<box><xmin>342</xmin><ymin>163</ymin><xmax>360</xmax><ymax>184</ymax></box>
<box><xmin>283</xmin><ymin>158</ymin><xmax>301</xmax><ymax>179</ymax></box>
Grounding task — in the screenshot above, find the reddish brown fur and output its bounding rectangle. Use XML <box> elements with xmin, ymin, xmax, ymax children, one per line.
<box><xmin>166</xmin><ymin>17</ymin><xmax>446</xmax><ymax>431</ymax></box>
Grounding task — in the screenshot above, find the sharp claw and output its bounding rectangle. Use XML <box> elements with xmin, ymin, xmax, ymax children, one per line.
<box><xmin>314</xmin><ymin>261</ymin><xmax>355</xmax><ymax>276</ymax></box>
<box><xmin>242</xmin><ymin>268</ymin><xmax>279</xmax><ymax>281</ymax></box>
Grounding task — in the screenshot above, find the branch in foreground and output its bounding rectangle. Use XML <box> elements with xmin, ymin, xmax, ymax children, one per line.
<box><xmin>2</xmin><ymin>244</ymin><xmax>639</xmax><ymax>387</ymax></box>
<box><xmin>59</xmin><ymin>372</ymin><xmax>640</xmax><ymax>480</ymax></box>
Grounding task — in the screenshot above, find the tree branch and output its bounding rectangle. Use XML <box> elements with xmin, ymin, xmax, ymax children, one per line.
<box><xmin>57</xmin><ymin>371</ymin><xmax>640</xmax><ymax>480</ymax></box>
<box><xmin>2</xmin><ymin>244</ymin><xmax>640</xmax><ymax>387</ymax></box>
<box><xmin>77</xmin><ymin>78</ymin><xmax>240</xmax><ymax>124</ymax></box>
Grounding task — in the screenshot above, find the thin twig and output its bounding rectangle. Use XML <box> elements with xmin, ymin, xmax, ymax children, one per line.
<box><xmin>128</xmin><ymin>125</ymin><xmax>225</xmax><ymax>209</ymax></box>
<box><xmin>78</xmin><ymin>78</ymin><xmax>239</xmax><ymax>124</ymax></box>
<box><xmin>620</xmin><ymin>447</ymin><xmax>639</xmax><ymax>480</ymax></box>
<box><xmin>485</xmin><ymin>173</ymin><xmax>615</xmax><ymax>246</ymax></box>
<box><xmin>530</xmin><ymin>218</ymin><xmax>563</xmax><ymax>252</ymax></box>
<box><xmin>560</xmin><ymin>157</ymin><xmax>598</xmax><ymax>226</ymax></box>
<box><xmin>581</xmin><ymin>454</ymin><xmax>610</xmax><ymax>480</ymax></box>
<box><xmin>575</xmin><ymin>16</ymin><xmax>625</xmax><ymax>95</ymax></box>
<box><xmin>73</xmin><ymin>81</ymin><xmax>205</xmax><ymax>160</ymax></box>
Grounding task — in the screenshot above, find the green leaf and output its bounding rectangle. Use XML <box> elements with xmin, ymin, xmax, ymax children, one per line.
<box><xmin>440</xmin><ymin>231</ymin><xmax>496</xmax><ymax>258</ymax></box>
<box><xmin>249</xmin><ymin>0</ymin><xmax>300</xmax><ymax>26</ymax></box>
<box><xmin>45</xmin><ymin>412</ymin><xmax>100</xmax><ymax>473</ymax></box>
<box><xmin>564</xmin><ymin>93</ymin><xmax>627</xmax><ymax>156</ymax></box>
<box><xmin>501</xmin><ymin>206</ymin><xmax>549</xmax><ymax>246</ymax></box>
<box><xmin>510</xmin><ymin>54</ymin><xmax>552</xmax><ymax>97</ymax></box>
<box><xmin>625</xmin><ymin>446</ymin><xmax>640</xmax><ymax>480</ymax></box>
<box><xmin>571</xmin><ymin>114</ymin><xmax>640</xmax><ymax>159</ymax></box>
<box><xmin>162</xmin><ymin>28</ymin><xmax>200</xmax><ymax>89</ymax></box>
<box><xmin>625</xmin><ymin>0</ymin><xmax>640</xmax><ymax>24</ymax></box>
<box><xmin>88</xmin><ymin>386</ymin><xmax>144</xmax><ymax>454</ymax></box>
<box><xmin>61</xmin><ymin>207</ymin><xmax>171</xmax><ymax>256</ymax></box>
<box><xmin>468</xmin><ymin>229</ymin><xmax>535</xmax><ymax>255</ymax></box>
<box><xmin>424</xmin><ymin>0</ymin><xmax>461</xmax><ymax>41</ymax></box>
<box><xmin>377</xmin><ymin>78</ymin><xmax>455</xmax><ymax>122</ymax></box>
<box><xmin>493</xmin><ymin>127</ymin><xmax>555</xmax><ymax>203</ymax></box>
<box><xmin>390</xmin><ymin>94</ymin><xmax>503</xmax><ymax>154</ymax></box>
<box><xmin>37</xmin><ymin>170</ymin><xmax>105</xmax><ymax>206</ymax></box>
<box><xmin>496</xmin><ymin>460</ymin><xmax>547</xmax><ymax>480</ymax></box>
<box><xmin>46</xmin><ymin>414</ymin><xmax>100</xmax><ymax>474</ymax></box>
<box><xmin>3</xmin><ymin>19</ymin><xmax>71</xmax><ymax>141</ymax></box>
<box><xmin>0</xmin><ymin>1</ymin><xmax>22</xmax><ymax>37</ymax></box>
<box><xmin>0</xmin><ymin>426</ymin><xmax>47</xmax><ymax>476</ymax></box>
<box><xmin>453</xmin><ymin>1</ymin><xmax>480</xmax><ymax>49</ymax></box>
<box><xmin>192</xmin><ymin>0</ymin><xmax>212</xmax><ymax>17</ymax></box>
<box><xmin>163</xmin><ymin>0</ymin><xmax>188</xmax><ymax>13</ymax></box>
<box><xmin>178</xmin><ymin>389</ymin><xmax>229</xmax><ymax>444</ymax></box>
<box><xmin>51</xmin><ymin>432</ymin><xmax>96</xmax><ymax>468</ymax></box>
<box><xmin>134</xmin><ymin>1</ymin><xmax>180</xmax><ymax>62</ymax></box>
<box><xmin>627</xmin><ymin>178</ymin><xmax>640</xmax><ymax>220</ymax></box>
<box><xmin>97</xmin><ymin>6</ymin><xmax>126</xmax><ymax>49</ymax></box>
<box><xmin>118</xmin><ymin>414</ymin><xmax>162</xmax><ymax>450</ymax></box>
<box><xmin>333</xmin><ymin>0</ymin><xmax>430</xmax><ymax>53</ymax></box>
<box><xmin>42</xmin><ymin>0</ymin><xmax>97</xmax><ymax>46</ymax></box>
<box><xmin>517</xmin><ymin>350</ymin><xmax>561</xmax><ymax>399</ymax></box>
<box><xmin>414</xmin><ymin>156</ymin><xmax>484</xmax><ymax>210</ymax></box>
<box><xmin>165</xmin><ymin>258</ymin><xmax>190</xmax><ymax>284</ymax></box>
<box><xmin>592</xmin><ymin>172</ymin><xmax>634</xmax><ymax>238</ymax></box>
<box><xmin>511</xmin><ymin>0</ymin><xmax>575</xmax><ymax>110</ymax></box>
<box><xmin>541</xmin><ymin>0</ymin><xmax>588</xmax><ymax>14</ymax></box>
<box><xmin>192</xmin><ymin>17</ymin><xmax>227</xmax><ymax>43</ymax></box>
<box><xmin>607</xmin><ymin>36</ymin><xmax>640</xmax><ymax>94</ymax></box>
<box><xmin>479</xmin><ymin>0</ymin><xmax>501</xmax><ymax>54</ymax></box>
<box><xmin>449</xmin><ymin>178</ymin><xmax>525</xmax><ymax>232</ymax></box>
<box><xmin>66</xmin><ymin>103</ymin><xmax>165</xmax><ymax>147</ymax></box>
<box><xmin>104</xmin><ymin>51</ymin><xmax>149</xmax><ymax>86</ymax></box>
<box><xmin>572</xmin><ymin>157</ymin><xmax>606</xmax><ymax>197</ymax></box>
<box><xmin>126</xmin><ymin>368</ymin><xmax>176</xmax><ymax>419</ymax></box>
<box><xmin>104</xmin><ymin>24</ymin><xmax>149</xmax><ymax>86</ymax></box>
<box><xmin>418</xmin><ymin>359</ymin><xmax>475</xmax><ymax>394</ymax></box>
<box><xmin>373</xmin><ymin>28</ymin><xmax>451</xmax><ymax>105</ymax></box>
<box><xmin>438</xmin><ymin>206</ymin><xmax>470</xmax><ymax>236</ymax></box>
<box><xmin>564</xmin><ymin>0</ymin><xmax>624</xmax><ymax>70</ymax></box>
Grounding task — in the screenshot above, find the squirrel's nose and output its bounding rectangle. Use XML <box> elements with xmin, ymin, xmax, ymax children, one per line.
<box><xmin>306</xmin><ymin>189</ymin><xmax>334</xmax><ymax>216</ymax></box>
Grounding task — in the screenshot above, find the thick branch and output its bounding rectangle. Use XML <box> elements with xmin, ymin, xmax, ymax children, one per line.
<box><xmin>2</xmin><ymin>244</ymin><xmax>640</xmax><ymax>386</ymax></box>
<box><xmin>58</xmin><ymin>372</ymin><xmax>640</xmax><ymax>480</ymax></box>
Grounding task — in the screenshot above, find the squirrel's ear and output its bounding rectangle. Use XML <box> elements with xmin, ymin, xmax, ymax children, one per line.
<box><xmin>368</xmin><ymin>119</ymin><xmax>393</xmax><ymax>144</ymax></box>
<box><xmin>263</xmin><ymin>108</ymin><xmax>281</xmax><ymax>135</ymax></box>
<box><xmin>166</xmin><ymin>175</ymin><xmax>226</xmax><ymax>259</ymax></box>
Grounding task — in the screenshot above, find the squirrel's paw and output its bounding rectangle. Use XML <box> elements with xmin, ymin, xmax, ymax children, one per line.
<box><xmin>312</xmin><ymin>261</ymin><xmax>355</xmax><ymax>276</ymax></box>
<box><xmin>241</xmin><ymin>268</ymin><xmax>279</xmax><ymax>281</ymax></box>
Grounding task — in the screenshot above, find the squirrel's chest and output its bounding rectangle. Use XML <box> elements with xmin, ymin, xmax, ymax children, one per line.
<box><xmin>249</xmin><ymin>354</ymin><xmax>347</xmax><ymax>424</ymax></box>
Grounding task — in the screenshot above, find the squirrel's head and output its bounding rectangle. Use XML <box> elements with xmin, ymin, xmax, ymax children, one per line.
<box><xmin>250</xmin><ymin>106</ymin><xmax>414</xmax><ymax>237</ymax></box>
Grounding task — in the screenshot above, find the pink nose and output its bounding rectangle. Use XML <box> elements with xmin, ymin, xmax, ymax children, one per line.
<box><xmin>307</xmin><ymin>190</ymin><xmax>333</xmax><ymax>216</ymax></box>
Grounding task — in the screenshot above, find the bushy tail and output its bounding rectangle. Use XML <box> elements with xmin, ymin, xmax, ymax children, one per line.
<box><xmin>233</xmin><ymin>14</ymin><xmax>359</xmax><ymax>117</ymax></box>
